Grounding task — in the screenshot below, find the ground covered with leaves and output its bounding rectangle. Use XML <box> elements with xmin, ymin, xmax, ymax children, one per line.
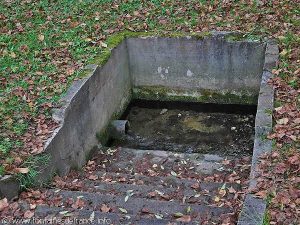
<box><xmin>1</xmin><ymin>147</ymin><xmax>252</xmax><ymax>224</ymax></box>
<box><xmin>0</xmin><ymin>0</ymin><xmax>299</xmax><ymax>224</ymax></box>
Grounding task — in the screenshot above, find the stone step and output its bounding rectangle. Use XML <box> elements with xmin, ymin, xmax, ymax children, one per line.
<box><xmin>46</xmin><ymin>190</ymin><xmax>232</xmax><ymax>220</ymax></box>
<box><xmin>89</xmin><ymin>171</ymin><xmax>242</xmax><ymax>192</ymax></box>
<box><xmin>22</xmin><ymin>204</ymin><xmax>190</xmax><ymax>225</ymax></box>
<box><xmin>96</xmin><ymin>147</ymin><xmax>232</xmax><ymax>175</ymax></box>
<box><xmin>116</xmin><ymin>148</ymin><xmax>230</xmax><ymax>162</ymax></box>
<box><xmin>75</xmin><ymin>178</ymin><xmax>241</xmax><ymax>205</ymax></box>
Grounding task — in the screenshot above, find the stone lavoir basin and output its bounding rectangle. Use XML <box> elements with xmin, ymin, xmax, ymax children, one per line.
<box><xmin>0</xmin><ymin>32</ymin><xmax>278</xmax><ymax>224</ymax></box>
<box><xmin>111</xmin><ymin>100</ymin><xmax>257</xmax><ymax>157</ymax></box>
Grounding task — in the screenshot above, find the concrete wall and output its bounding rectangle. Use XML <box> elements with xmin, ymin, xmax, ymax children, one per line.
<box><xmin>237</xmin><ymin>40</ymin><xmax>278</xmax><ymax>225</ymax></box>
<box><xmin>42</xmin><ymin>41</ymin><xmax>131</xmax><ymax>177</ymax></box>
<box><xmin>127</xmin><ymin>37</ymin><xmax>266</xmax><ymax>103</ymax></box>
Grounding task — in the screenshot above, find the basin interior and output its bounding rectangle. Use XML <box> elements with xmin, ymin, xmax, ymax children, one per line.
<box><xmin>39</xmin><ymin>35</ymin><xmax>267</xmax><ymax>177</ymax></box>
<box><xmin>108</xmin><ymin>100</ymin><xmax>256</xmax><ymax>157</ymax></box>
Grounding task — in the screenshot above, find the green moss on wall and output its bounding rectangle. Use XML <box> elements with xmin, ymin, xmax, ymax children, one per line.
<box><xmin>89</xmin><ymin>30</ymin><xmax>212</xmax><ymax>66</ymax></box>
<box><xmin>225</xmin><ymin>32</ymin><xmax>262</xmax><ymax>42</ymax></box>
<box><xmin>133</xmin><ymin>86</ymin><xmax>258</xmax><ymax>105</ymax></box>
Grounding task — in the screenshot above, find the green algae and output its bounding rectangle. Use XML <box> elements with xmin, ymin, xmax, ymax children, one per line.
<box><xmin>225</xmin><ymin>32</ymin><xmax>262</xmax><ymax>42</ymax></box>
<box><xmin>183</xmin><ymin>116</ymin><xmax>222</xmax><ymax>133</ymax></box>
<box><xmin>89</xmin><ymin>30</ymin><xmax>212</xmax><ymax>67</ymax></box>
<box><xmin>132</xmin><ymin>86</ymin><xmax>258</xmax><ymax>105</ymax></box>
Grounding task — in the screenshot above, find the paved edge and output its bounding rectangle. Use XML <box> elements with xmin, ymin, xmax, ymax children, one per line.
<box><xmin>237</xmin><ymin>40</ymin><xmax>279</xmax><ymax>225</ymax></box>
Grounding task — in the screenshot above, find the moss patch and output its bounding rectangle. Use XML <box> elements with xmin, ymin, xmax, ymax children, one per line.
<box><xmin>183</xmin><ymin>116</ymin><xmax>222</xmax><ymax>133</ymax></box>
<box><xmin>89</xmin><ymin>30</ymin><xmax>212</xmax><ymax>66</ymax></box>
<box><xmin>225</xmin><ymin>32</ymin><xmax>262</xmax><ymax>42</ymax></box>
<box><xmin>133</xmin><ymin>86</ymin><xmax>258</xmax><ymax>105</ymax></box>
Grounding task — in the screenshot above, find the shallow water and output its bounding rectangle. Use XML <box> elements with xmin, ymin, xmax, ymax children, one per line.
<box><xmin>111</xmin><ymin>101</ymin><xmax>256</xmax><ymax>156</ymax></box>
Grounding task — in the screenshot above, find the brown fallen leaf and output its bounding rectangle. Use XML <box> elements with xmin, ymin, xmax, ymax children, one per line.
<box><xmin>118</xmin><ymin>177</ymin><xmax>126</xmax><ymax>182</ymax></box>
<box><xmin>191</xmin><ymin>182</ymin><xmax>199</xmax><ymax>189</ymax></box>
<box><xmin>228</xmin><ymin>187</ymin><xmax>236</xmax><ymax>194</ymax></box>
<box><xmin>24</xmin><ymin>210</ymin><xmax>34</xmax><ymax>219</ymax></box>
<box><xmin>254</xmin><ymin>190</ymin><xmax>267</xmax><ymax>199</ymax></box>
<box><xmin>288</xmin><ymin>155</ymin><xmax>299</xmax><ymax>165</ymax></box>
<box><xmin>29</xmin><ymin>203</ymin><xmax>36</xmax><ymax>210</ymax></box>
<box><xmin>38</xmin><ymin>34</ymin><xmax>45</xmax><ymax>41</ymax></box>
<box><xmin>277</xmin><ymin>118</ymin><xmax>289</xmax><ymax>125</ymax></box>
<box><xmin>148</xmin><ymin>191</ymin><xmax>157</xmax><ymax>198</ymax></box>
<box><xmin>214</xmin><ymin>196</ymin><xmax>220</xmax><ymax>202</ymax></box>
<box><xmin>141</xmin><ymin>208</ymin><xmax>152</xmax><ymax>214</ymax></box>
<box><xmin>0</xmin><ymin>198</ymin><xmax>9</xmax><ymax>211</ymax></box>
<box><xmin>15</xmin><ymin>167</ymin><xmax>29</xmax><ymax>174</ymax></box>
<box><xmin>176</xmin><ymin>215</ymin><xmax>191</xmax><ymax>222</ymax></box>
<box><xmin>88</xmin><ymin>174</ymin><xmax>98</xmax><ymax>180</ymax></box>
<box><xmin>100</xmin><ymin>204</ymin><xmax>110</xmax><ymax>213</ymax></box>
<box><xmin>71</xmin><ymin>198</ymin><xmax>85</xmax><ymax>209</ymax></box>
<box><xmin>219</xmin><ymin>189</ymin><xmax>226</xmax><ymax>197</ymax></box>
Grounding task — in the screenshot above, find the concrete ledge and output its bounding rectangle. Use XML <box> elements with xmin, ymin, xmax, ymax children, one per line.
<box><xmin>0</xmin><ymin>175</ymin><xmax>20</xmax><ymax>200</ymax></box>
<box><xmin>238</xmin><ymin>194</ymin><xmax>267</xmax><ymax>225</ymax></box>
<box><xmin>238</xmin><ymin>41</ymin><xmax>278</xmax><ymax>225</ymax></box>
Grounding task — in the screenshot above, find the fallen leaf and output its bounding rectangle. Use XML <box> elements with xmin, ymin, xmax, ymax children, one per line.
<box><xmin>277</xmin><ymin>118</ymin><xmax>289</xmax><ymax>125</ymax></box>
<box><xmin>155</xmin><ymin>213</ymin><xmax>164</xmax><ymax>219</ymax></box>
<box><xmin>10</xmin><ymin>52</ymin><xmax>16</xmax><ymax>58</ymax></box>
<box><xmin>214</xmin><ymin>196</ymin><xmax>220</xmax><ymax>202</ymax></box>
<box><xmin>119</xmin><ymin>207</ymin><xmax>127</xmax><ymax>213</ymax></box>
<box><xmin>29</xmin><ymin>203</ymin><xmax>36</xmax><ymax>210</ymax></box>
<box><xmin>0</xmin><ymin>198</ymin><xmax>9</xmax><ymax>211</ymax></box>
<box><xmin>279</xmin><ymin>49</ymin><xmax>288</xmax><ymax>56</ymax></box>
<box><xmin>176</xmin><ymin>215</ymin><xmax>191</xmax><ymax>222</ymax></box>
<box><xmin>15</xmin><ymin>167</ymin><xmax>29</xmax><ymax>174</ymax></box>
<box><xmin>219</xmin><ymin>189</ymin><xmax>226</xmax><ymax>197</ymax></box>
<box><xmin>148</xmin><ymin>191</ymin><xmax>157</xmax><ymax>198</ymax></box>
<box><xmin>24</xmin><ymin>210</ymin><xmax>34</xmax><ymax>219</ymax></box>
<box><xmin>88</xmin><ymin>175</ymin><xmax>98</xmax><ymax>180</ymax></box>
<box><xmin>293</xmin><ymin>118</ymin><xmax>300</xmax><ymax>124</ymax></box>
<box><xmin>100</xmin><ymin>42</ymin><xmax>107</xmax><ymax>48</ymax></box>
<box><xmin>141</xmin><ymin>208</ymin><xmax>151</xmax><ymax>214</ymax></box>
<box><xmin>171</xmin><ymin>171</ymin><xmax>177</xmax><ymax>176</ymax></box>
<box><xmin>254</xmin><ymin>190</ymin><xmax>267</xmax><ymax>199</ymax></box>
<box><xmin>228</xmin><ymin>187</ymin><xmax>236</xmax><ymax>194</ymax></box>
<box><xmin>191</xmin><ymin>182</ymin><xmax>199</xmax><ymax>189</ymax></box>
<box><xmin>174</xmin><ymin>212</ymin><xmax>184</xmax><ymax>217</ymax></box>
<box><xmin>124</xmin><ymin>195</ymin><xmax>129</xmax><ymax>202</ymax></box>
<box><xmin>38</xmin><ymin>34</ymin><xmax>45</xmax><ymax>41</ymax></box>
<box><xmin>71</xmin><ymin>197</ymin><xmax>85</xmax><ymax>209</ymax></box>
<box><xmin>100</xmin><ymin>204</ymin><xmax>110</xmax><ymax>213</ymax></box>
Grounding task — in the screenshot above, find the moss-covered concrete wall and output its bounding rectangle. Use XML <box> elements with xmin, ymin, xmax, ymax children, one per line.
<box><xmin>127</xmin><ymin>34</ymin><xmax>265</xmax><ymax>105</ymax></box>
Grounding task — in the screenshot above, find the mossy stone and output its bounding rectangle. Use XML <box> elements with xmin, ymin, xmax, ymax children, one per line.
<box><xmin>133</xmin><ymin>86</ymin><xmax>257</xmax><ymax>105</ymax></box>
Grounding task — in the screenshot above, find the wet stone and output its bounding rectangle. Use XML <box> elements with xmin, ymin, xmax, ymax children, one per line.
<box><xmin>204</xmin><ymin>154</ymin><xmax>223</xmax><ymax>162</ymax></box>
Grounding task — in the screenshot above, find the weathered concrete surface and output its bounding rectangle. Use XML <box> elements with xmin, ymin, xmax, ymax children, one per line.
<box><xmin>237</xmin><ymin>41</ymin><xmax>278</xmax><ymax>225</ymax></box>
<box><xmin>36</xmin><ymin>41</ymin><xmax>132</xmax><ymax>185</ymax></box>
<box><xmin>127</xmin><ymin>36</ymin><xmax>266</xmax><ymax>104</ymax></box>
<box><xmin>238</xmin><ymin>195</ymin><xmax>267</xmax><ymax>225</ymax></box>
<box><xmin>0</xmin><ymin>175</ymin><xmax>19</xmax><ymax>199</ymax></box>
